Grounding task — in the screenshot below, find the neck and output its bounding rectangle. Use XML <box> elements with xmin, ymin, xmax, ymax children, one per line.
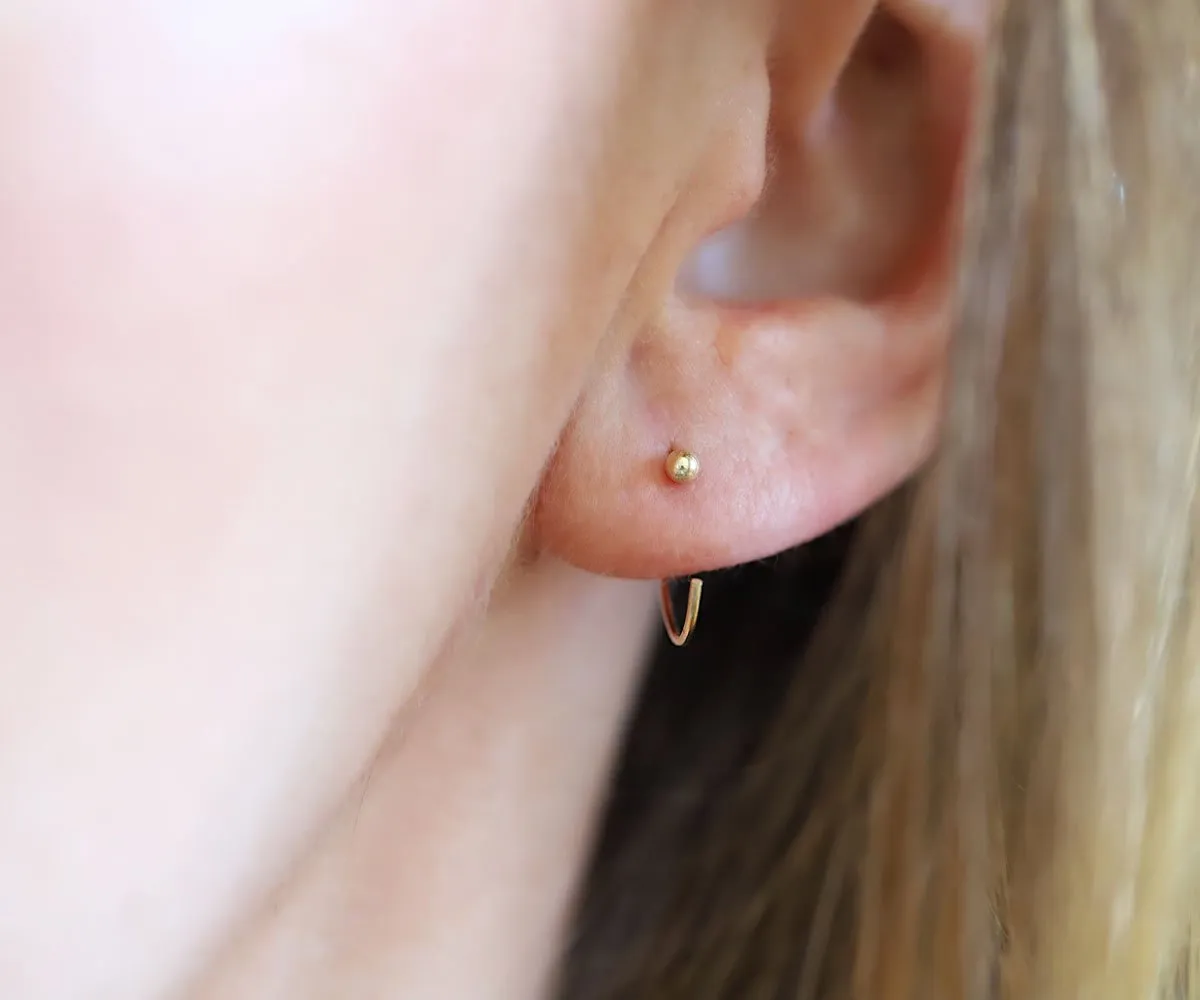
<box><xmin>194</xmin><ymin>559</ymin><xmax>655</xmax><ymax>1000</ymax></box>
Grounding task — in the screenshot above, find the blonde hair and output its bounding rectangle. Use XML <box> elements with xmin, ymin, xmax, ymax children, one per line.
<box><xmin>862</xmin><ymin>1</ymin><xmax>1200</xmax><ymax>994</ymax></box>
<box><xmin>562</xmin><ymin>1</ymin><xmax>1200</xmax><ymax>996</ymax></box>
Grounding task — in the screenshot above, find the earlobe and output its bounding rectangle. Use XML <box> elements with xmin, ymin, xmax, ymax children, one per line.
<box><xmin>534</xmin><ymin>1</ymin><xmax>983</xmax><ymax>582</ymax></box>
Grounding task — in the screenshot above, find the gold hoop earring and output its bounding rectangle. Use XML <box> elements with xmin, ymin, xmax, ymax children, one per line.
<box><xmin>660</xmin><ymin>577</ymin><xmax>703</xmax><ymax>647</ymax></box>
<box><xmin>660</xmin><ymin>446</ymin><xmax>702</xmax><ymax>645</ymax></box>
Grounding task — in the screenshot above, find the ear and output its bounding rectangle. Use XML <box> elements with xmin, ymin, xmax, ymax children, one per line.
<box><xmin>535</xmin><ymin>1</ymin><xmax>986</xmax><ymax>580</ymax></box>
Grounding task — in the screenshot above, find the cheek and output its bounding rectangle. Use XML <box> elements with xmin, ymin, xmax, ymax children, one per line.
<box><xmin>0</xmin><ymin>0</ymin><xmax>736</xmax><ymax>601</ymax></box>
<box><xmin>0</xmin><ymin>0</ymin><xmax>708</xmax><ymax>397</ymax></box>
<box><xmin>1</xmin><ymin>3</ymin><xmax>540</xmax><ymax>347</ymax></box>
<box><xmin>0</xmin><ymin>1</ymin><xmax>630</xmax><ymax>575</ymax></box>
<box><xmin>0</xmin><ymin>0</ymin><xmax>753</xmax><ymax>506</ymax></box>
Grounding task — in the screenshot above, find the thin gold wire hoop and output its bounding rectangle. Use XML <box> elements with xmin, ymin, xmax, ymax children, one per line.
<box><xmin>659</xmin><ymin>577</ymin><xmax>703</xmax><ymax>647</ymax></box>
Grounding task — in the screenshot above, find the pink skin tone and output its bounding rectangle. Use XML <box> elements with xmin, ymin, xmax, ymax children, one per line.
<box><xmin>0</xmin><ymin>2</ymin><xmax>984</xmax><ymax>997</ymax></box>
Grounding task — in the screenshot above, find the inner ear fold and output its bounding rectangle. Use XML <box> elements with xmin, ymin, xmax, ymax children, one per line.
<box><xmin>682</xmin><ymin>3</ymin><xmax>970</xmax><ymax>307</ymax></box>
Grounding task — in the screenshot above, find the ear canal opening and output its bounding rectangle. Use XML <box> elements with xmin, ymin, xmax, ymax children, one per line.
<box><xmin>676</xmin><ymin>4</ymin><xmax>946</xmax><ymax>309</ymax></box>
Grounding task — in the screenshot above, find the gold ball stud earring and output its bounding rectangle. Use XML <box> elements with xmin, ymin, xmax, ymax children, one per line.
<box><xmin>665</xmin><ymin>449</ymin><xmax>700</xmax><ymax>485</ymax></box>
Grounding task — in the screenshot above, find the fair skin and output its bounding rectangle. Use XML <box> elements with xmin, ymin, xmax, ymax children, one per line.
<box><xmin>0</xmin><ymin>1</ymin><xmax>983</xmax><ymax>996</ymax></box>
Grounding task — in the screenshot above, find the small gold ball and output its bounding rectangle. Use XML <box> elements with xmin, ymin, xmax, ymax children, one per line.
<box><xmin>665</xmin><ymin>449</ymin><xmax>700</xmax><ymax>484</ymax></box>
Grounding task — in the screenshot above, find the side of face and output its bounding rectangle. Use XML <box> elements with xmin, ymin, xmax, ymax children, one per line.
<box><xmin>0</xmin><ymin>4</ymin><xmax>986</xmax><ymax>996</ymax></box>
<box><xmin>1</xmin><ymin>0</ymin><xmax>985</xmax><ymax>600</ymax></box>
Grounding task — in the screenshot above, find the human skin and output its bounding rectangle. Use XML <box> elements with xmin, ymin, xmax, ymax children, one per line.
<box><xmin>0</xmin><ymin>1</ymin><xmax>984</xmax><ymax>996</ymax></box>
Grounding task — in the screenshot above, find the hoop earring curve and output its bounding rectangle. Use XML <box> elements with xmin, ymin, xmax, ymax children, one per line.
<box><xmin>660</xmin><ymin>577</ymin><xmax>703</xmax><ymax>647</ymax></box>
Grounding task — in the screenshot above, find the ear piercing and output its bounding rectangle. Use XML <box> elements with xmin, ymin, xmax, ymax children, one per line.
<box><xmin>660</xmin><ymin>447</ymin><xmax>703</xmax><ymax>647</ymax></box>
<box><xmin>665</xmin><ymin>449</ymin><xmax>701</xmax><ymax>485</ymax></box>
